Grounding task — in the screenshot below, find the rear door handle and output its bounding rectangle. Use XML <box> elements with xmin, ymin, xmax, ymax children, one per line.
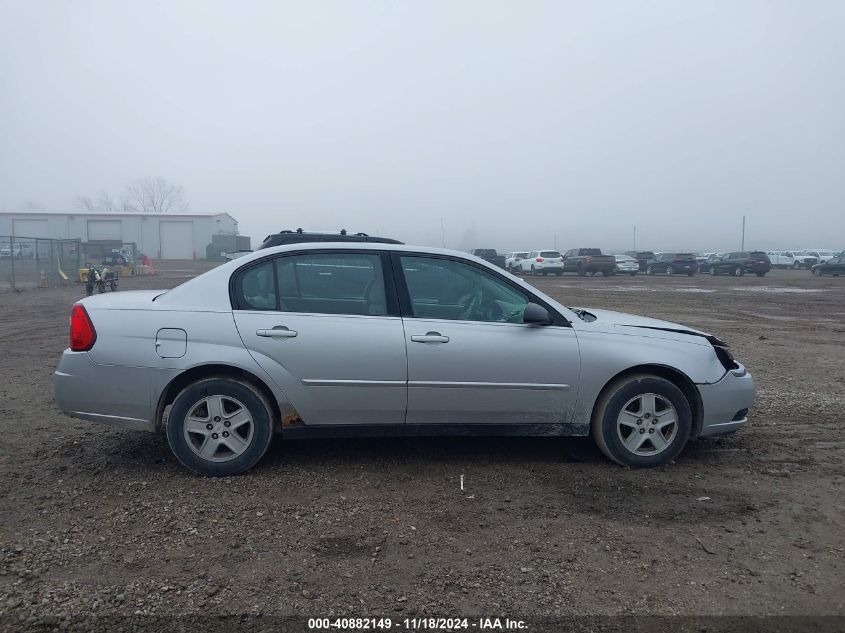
<box><xmin>256</xmin><ymin>326</ymin><xmax>298</xmax><ymax>338</ymax></box>
<box><xmin>411</xmin><ymin>331</ymin><xmax>449</xmax><ymax>344</ymax></box>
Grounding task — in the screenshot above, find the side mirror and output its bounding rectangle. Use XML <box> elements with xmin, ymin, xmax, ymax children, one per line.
<box><xmin>523</xmin><ymin>302</ymin><xmax>552</xmax><ymax>325</ymax></box>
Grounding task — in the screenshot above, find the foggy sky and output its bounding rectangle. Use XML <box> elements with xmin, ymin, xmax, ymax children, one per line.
<box><xmin>1</xmin><ymin>0</ymin><xmax>843</xmax><ymax>253</ymax></box>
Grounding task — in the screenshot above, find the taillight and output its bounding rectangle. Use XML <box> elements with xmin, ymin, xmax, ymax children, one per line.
<box><xmin>70</xmin><ymin>303</ymin><xmax>96</xmax><ymax>351</ymax></box>
<box><xmin>584</xmin><ymin>256</ymin><xmax>592</xmax><ymax>263</ymax></box>
<box><xmin>536</xmin><ymin>257</ymin><xmax>544</xmax><ymax>262</ymax></box>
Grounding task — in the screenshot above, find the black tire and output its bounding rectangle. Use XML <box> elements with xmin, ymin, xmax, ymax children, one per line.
<box><xmin>813</xmin><ymin>267</ymin><xmax>823</xmax><ymax>276</ymax></box>
<box><xmin>555</xmin><ymin>271</ymin><xmax>563</xmax><ymax>276</ymax></box>
<box><xmin>591</xmin><ymin>374</ymin><xmax>692</xmax><ymax>468</ymax></box>
<box><xmin>792</xmin><ymin>261</ymin><xmax>801</xmax><ymax>269</ymax></box>
<box><xmin>665</xmin><ymin>265</ymin><xmax>674</xmax><ymax>276</ymax></box>
<box><xmin>629</xmin><ymin>272</ymin><xmax>637</xmax><ymax>276</ymax></box>
<box><xmin>734</xmin><ymin>267</ymin><xmax>744</xmax><ymax>277</ymax></box>
<box><xmin>166</xmin><ymin>377</ymin><xmax>274</xmax><ymax>476</ymax></box>
<box><xmin>646</xmin><ymin>265</ymin><xmax>655</xmax><ymax>276</ymax></box>
<box><xmin>755</xmin><ymin>272</ymin><xmax>766</xmax><ymax>278</ymax></box>
<box><xmin>687</xmin><ymin>271</ymin><xmax>696</xmax><ymax>277</ymax></box>
<box><xmin>709</xmin><ymin>267</ymin><xmax>718</xmax><ymax>276</ymax></box>
<box><xmin>577</xmin><ymin>265</ymin><xmax>586</xmax><ymax>277</ymax></box>
<box><xmin>530</xmin><ymin>265</ymin><xmax>536</xmax><ymax>276</ymax></box>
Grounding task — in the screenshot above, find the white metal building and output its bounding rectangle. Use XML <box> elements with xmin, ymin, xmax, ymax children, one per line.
<box><xmin>0</xmin><ymin>211</ymin><xmax>240</xmax><ymax>259</ymax></box>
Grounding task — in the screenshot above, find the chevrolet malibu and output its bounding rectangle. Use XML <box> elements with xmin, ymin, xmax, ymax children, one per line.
<box><xmin>54</xmin><ymin>243</ymin><xmax>754</xmax><ymax>476</ymax></box>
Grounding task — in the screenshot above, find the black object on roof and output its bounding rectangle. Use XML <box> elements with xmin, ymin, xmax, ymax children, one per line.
<box><xmin>258</xmin><ymin>228</ymin><xmax>403</xmax><ymax>250</ymax></box>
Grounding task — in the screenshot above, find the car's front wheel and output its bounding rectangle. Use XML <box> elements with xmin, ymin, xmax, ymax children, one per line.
<box><xmin>592</xmin><ymin>374</ymin><xmax>692</xmax><ymax>468</ymax></box>
<box><xmin>813</xmin><ymin>267</ymin><xmax>823</xmax><ymax>276</ymax></box>
<box><xmin>166</xmin><ymin>377</ymin><xmax>274</xmax><ymax>476</ymax></box>
<box><xmin>734</xmin><ymin>266</ymin><xmax>745</xmax><ymax>277</ymax></box>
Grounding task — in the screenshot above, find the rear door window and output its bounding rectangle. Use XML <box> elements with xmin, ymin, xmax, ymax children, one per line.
<box><xmin>234</xmin><ymin>252</ymin><xmax>389</xmax><ymax>316</ymax></box>
<box><xmin>276</xmin><ymin>253</ymin><xmax>387</xmax><ymax>316</ymax></box>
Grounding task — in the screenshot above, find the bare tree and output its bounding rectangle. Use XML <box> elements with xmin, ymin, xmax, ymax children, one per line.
<box><xmin>124</xmin><ymin>177</ymin><xmax>188</xmax><ymax>214</ymax></box>
<box><xmin>75</xmin><ymin>189</ymin><xmax>123</xmax><ymax>213</ymax></box>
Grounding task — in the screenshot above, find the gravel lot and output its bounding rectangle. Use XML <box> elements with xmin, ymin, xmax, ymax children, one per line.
<box><xmin>1</xmin><ymin>264</ymin><xmax>843</xmax><ymax>628</ymax></box>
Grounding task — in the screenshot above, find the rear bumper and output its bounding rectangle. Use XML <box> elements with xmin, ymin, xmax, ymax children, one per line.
<box><xmin>54</xmin><ymin>350</ymin><xmax>161</xmax><ymax>433</ymax></box>
<box><xmin>696</xmin><ymin>365</ymin><xmax>755</xmax><ymax>437</ymax></box>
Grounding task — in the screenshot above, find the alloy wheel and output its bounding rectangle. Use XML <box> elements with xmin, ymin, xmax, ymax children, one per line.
<box><xmin>183</xmin><ymin>395</ymin><xmax>254</xmax><ymax>462</ymax></box>
<box><xmin>616</xmin><ymin>393</ymin><xmax>678</xmax><ymax>456</ymax></box>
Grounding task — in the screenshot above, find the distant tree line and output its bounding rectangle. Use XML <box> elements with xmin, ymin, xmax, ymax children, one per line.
<box><xmin>75</xmin><ymin>177</ymin><xmax>188</xmax><ymax>214</ymax></box>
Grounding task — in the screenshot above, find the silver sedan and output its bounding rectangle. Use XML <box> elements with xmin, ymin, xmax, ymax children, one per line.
<box><xmin>54</xmin><ymin>243</ymin><xmax>754</xmax><ymax>475</ymax></box>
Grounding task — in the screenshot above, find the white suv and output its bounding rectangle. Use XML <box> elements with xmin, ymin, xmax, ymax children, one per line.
<box><xmin>504</xmin><ymin>251</ymin><xmax>529</xmax><ymax>272</ymax></box>
<box><xmin>767</xmin><ymin>251</ymin><xmax>816</xmax><ymax>269</ymax></box>
<box><xmin>517</xmin><ymin>250</ymin><xmax>563</xmax><ymax>276</ymax></box>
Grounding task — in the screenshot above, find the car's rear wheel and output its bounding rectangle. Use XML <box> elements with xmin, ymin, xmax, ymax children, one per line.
<box><xmin>592</xmin><ymin>374</ymin><xmax>692</xmax><ymax>468</ymax></box>
<box><xmin>530</xmin><ymin>265</ymin><xmax>536</xmax><ymax>276</ymax></box>
<box><xmin>687</xmin><ymin>271</ymin><xmax>695</xmax><ymax>277</ymax></box>
<box><xmin>755</xmin><ymin>272</ymin><xmax>766</xmax><ymax>277</ymax></box>
<box><xmin>813</xmin><ymin>267</ymin><xmax>823</xmax><ymax>276</ymax></box>
<box><xmin>792</xmin><ymin>261</ymin><xmax>801</xmax><ymax>269</ymax></box>
<box><xmin>646</xmin><ymin>265</ymin><xmax>655</xmax><ymax>275</ymax></box>
<box><xmin>734</xmin><ymin>266</ymin><xmax>745</xmax><ymax>277</ymax></box>
<box><xmin>710</xmin><ymin>267</ymin><xmax>718</xmax><ymax>275</ymax></box>
<box><xmin>665</xmin><ymin>265</ymin><xmax>674</xmax><ymax>275</ymax></box>
<box><xmin>166</xmin><ymin>377</ymin><xmax>274</xmax><ymax>476</ymax></box>
<box><xmin>577</xmin><ymin>265</ymin><xmax>586</xmax><ymax>277</ymax></box>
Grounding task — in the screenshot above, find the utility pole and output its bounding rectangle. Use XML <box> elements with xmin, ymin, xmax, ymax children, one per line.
<box><xmin>741</xmin><ymin>215</ymin><xmax>746</xmax><ymax>251</ymax></box>
<box><xmin>440</xmin><ymin>217</ymin><xmax>446</xmax><ymax>248</ymax></box>
<box><xmin>554</xmin><ymin>233</ymin><xmax>557</xmax><ymax>249</ymax></box>
<box><xmin>633</xmin><ymin>225</ymin><xmax>637</xmax><ymax>251</ymax></box>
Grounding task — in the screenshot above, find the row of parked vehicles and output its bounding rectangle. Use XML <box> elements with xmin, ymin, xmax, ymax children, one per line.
<box><xmin>473</xmin><ymin>248</ymin><xmax>844</xmax><ymax>278</ymax></box>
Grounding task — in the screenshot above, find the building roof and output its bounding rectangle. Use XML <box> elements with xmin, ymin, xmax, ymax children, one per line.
<box><xmin>0</xmin><ymin>211</ymin><xmax>237</xmax><ymax>223</ymax></box>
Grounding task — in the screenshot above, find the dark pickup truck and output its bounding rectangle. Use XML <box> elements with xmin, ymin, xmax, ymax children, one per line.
<box><xmin>562</xmin><ymin>248</ymin><xmax>617</xmax><ymax>276</ymax></box>
<box><xmin>471</xmin><ymin>249</ymin><xmax>507</xmax><ymax>269</ymax></box>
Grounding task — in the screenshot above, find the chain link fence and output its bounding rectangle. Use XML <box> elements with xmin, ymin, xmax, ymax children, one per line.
<box><xmin>0</xmin><ymin>236</ymin><xmax>82</xmax><ymax>291</ymax></box>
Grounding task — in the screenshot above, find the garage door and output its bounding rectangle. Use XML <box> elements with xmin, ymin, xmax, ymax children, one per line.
<box><xmin>87</xmin><ymin>220</ymin><xmax>123</xmax><ymax>241</ymax></box>
<box><xmin>12</xmin><ymin>219</ymin><xmax>49</xmax><ymax>238</ymax></box>
<box><xmin>159</xmin><ymin>221</ymin><xmax>194</xmax><ymax>259</ymax></box>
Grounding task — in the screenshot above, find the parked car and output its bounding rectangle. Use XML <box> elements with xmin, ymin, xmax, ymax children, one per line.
<box><xmin>767</xmin><ymin>251</ymin><xmax>816</xmax><ymax>269</ymax></box>
<box><xmin>562</xmin><ymin>249</ymin><xmax>617</xmax><ymax>276</ymax></box>
<box><xmin>709</xmin><ymin>251</ymin><xmax>771</xmax><ymax>277</ymax></box>
<box><xmin>504</xmin><ymin>251</ymin><xmax>529</xmax><ymax>273</ymax></box>
<box><xmin>811</xmin><ymin>251</ymin><xmax>845</xmax><ymax>276</ymax></box>
<box><xmin>800</xmin><ymin>249</ymin><xmax>836</xmax><ymax>264</ymax></box>
<box><xmin>612</xmin><ymin>254</ymin><xmax>639</xmax><ymax>276</ymax></box>
<box><xmin>470</xmin><ymin>249</ymin><xmax>507</xmax><ymax>269</ymax></box>
<box><xmin>624</xmin><ymin>251</ymin><xmax>656</xmax><ymax>272</ymax></box>
<box><xmin>696</xmin><ymin>253</ymin><xmax>723</xmax><ymax>274</ymax></box>
<box><xmin>517</xmin><ymin>250</ymin><xmax>564</xmax><ymax>275</ymax></box>
<box><xmin>259</xmin><ymin>228</ymin><xmax>402</xmax><ymax>250</ymax></box>
<box><xmin>0</xmin><ymin>242</ymin><xmax>30</xmax><ymax>258</ymax></box>
<box><xmin>54</xmin><ymin>242</ymin><xmax>755</xmax><ymax>475</ymax></box>
<box><xmin>645</xmin><ymin>253</ymin><xmax>697</xmax><ymax>276</ymax></box>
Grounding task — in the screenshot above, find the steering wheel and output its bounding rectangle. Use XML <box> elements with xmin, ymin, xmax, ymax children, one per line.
<box><xmin>457</xmin><ymin>288</ymin><xmax>483</xmax><ymax>320</ymax></box>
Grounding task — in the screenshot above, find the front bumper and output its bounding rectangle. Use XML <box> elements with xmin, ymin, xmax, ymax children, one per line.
<box><xmin>54</xmin><ymin>350</ymin><xmax>160</xmax><ymax>432</ymax></box>
<box><xmin>696</xmin><ymin>365</ymin><xmax>755</xmax><ymax>437</ymax></box>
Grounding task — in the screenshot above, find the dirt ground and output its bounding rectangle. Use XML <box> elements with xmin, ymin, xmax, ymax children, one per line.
<box><xmin>1</xmin><ymin>263</ymin><xmax>843</xmax><ymax>628</ymax></box>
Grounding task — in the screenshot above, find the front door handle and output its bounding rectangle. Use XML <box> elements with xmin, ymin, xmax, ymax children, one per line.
<box><xmin>411</xmin><ymin>331</ymin><xmax>449</xmax><ymax>344</ymax></box>
<box><xmin>256</xmin><ymin>326</ymin><xmax>298</xmax><ymax>338</ymax></box>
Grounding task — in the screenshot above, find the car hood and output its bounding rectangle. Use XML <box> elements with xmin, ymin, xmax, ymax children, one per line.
<box><xmin>571</xmin><ymin>308</ymin><xmax>715</xmax><ymax>345</ymax></box>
